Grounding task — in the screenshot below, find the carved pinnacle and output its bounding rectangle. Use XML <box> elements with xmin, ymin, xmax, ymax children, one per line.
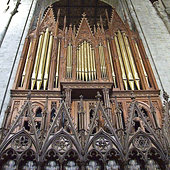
<box><xmin>130</xmin><ymin>91</ymin><xmax>135</xmax><ymax>102</ymax></box>
<box><xmin>95</xmin><ymin>91</ymin><xmax>102</xmax><ymax>101</ymax></box>
<box><xmin>27</xmin><ymin>91</ymin><xmax>31</xmax><ymax>101</ymax></box>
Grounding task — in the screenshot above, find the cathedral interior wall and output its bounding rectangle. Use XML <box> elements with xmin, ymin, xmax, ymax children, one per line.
<box><xmin>0</xmin><ymin>0</ymin><xmax>37</xmax><ymax>126</ymax></box>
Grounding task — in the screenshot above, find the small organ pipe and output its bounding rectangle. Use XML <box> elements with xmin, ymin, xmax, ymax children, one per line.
<box><xmin>81</xmin><ymin>43</ymin><xmax>85</xmax><ymax>81</ymax></box>
<box><xmin>123</xmin><ymin>33</ymin><xmax>140</xmax><ymax>90</ymax></box>
<box><xmin>21</xmin><ymin>41</ymin><xmax>32</xmax><ymax>87</ymax></box>
<box><xmin>79</xmin><ymin>45</ymin><xmax>82</xmax><ymax>80</ymax></box>
<box><xmin>44</xmin><ymin>33</ymin><xmax>53</xmax><ymax>90</ymax></box>
<box><xmin>87</xmin><ymin>42</ymin><xmax>91</xmax><ymax>81</ymax></box>
<box><xmin>114</xmin><ymin>36</ymin><xmax>128</xmax><ymax>90</ymax></box>
<box><xmin>92</xmin><ymin>49</ymin><xmax>96</xmax><ymax>79</ymax></box>
<box><xmin>117</xmin><ymin>30</ymin><xmax>134</xmax><ymax>90</ymax></box>
<box><xmin>90</xmin><ymin>44</ymin><xmax>94</xmax><ymax>80</ymax></box>
<box><xmin>107</xmin><ymin>40</ymin><xmax>116</xmax><ymax>87</ymax></box>
<box><xmin>70</xmin><ymin>43</ymin><xmax>72</xmax><ymax>78</ymax></box>
<box><xmin>84</xmin><ymin>41</ymin><xmax>88</xmax><ymax>81</ymax></box>
<box><xmin>76</xmin><ymin>48</ymin><xmax>79</xmax><ymax>79</ymax></box>
<box><xmin>31</xmin><ymin>33</ymin><xmax>44</xmax><ymax>90</ymax></box>
<box><xmin>37</xmin><ymin>28</ymin><xmax>49</xmax><ymax>90</ymax></box>
<box><xmin>55</xmin><ymin>39</ymin><xmax>61</xmax><ymax>88</ymax></box>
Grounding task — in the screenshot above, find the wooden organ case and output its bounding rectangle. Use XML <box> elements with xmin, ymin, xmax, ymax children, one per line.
<box><xmin>0</xmin><ymin>5</ymin><xmax>168</xmax><ymax>170</ymax></box>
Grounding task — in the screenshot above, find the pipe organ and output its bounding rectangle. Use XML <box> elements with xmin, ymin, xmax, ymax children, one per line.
<box><xmin>4</xmin><ymin>6</ymin><xmax>164</xmax><ymax>170</ymax></box>
<box><xmin>14</xmin><ymin>7</ymin><xmax>157</xmax><ymax>92</ymax></box>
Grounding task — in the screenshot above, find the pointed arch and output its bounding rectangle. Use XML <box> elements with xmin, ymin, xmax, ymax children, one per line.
<box><xmin>18</xmin><ymin>149</ymin><xmax>38</xmax><ymax>170</ymax></box>
<box><xmin>0</xmin><ymin>129</ymin><xmax>38</xmax><ymax>154</ymax></box>
<box><xmin>41</xmin><ymin>128</ymin><xmax>81</xmax><ymax>159</ymax></box>
<box><xmin>41</xmin><ymin>149</ymin><xmax>61</xmax><ymax>169</ymax></box>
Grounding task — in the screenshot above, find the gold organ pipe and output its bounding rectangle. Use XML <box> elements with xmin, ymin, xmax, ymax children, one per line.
<box><xmin>101</xmin><ymin>44</ymin><xmax>107</xmax><ymax>78</ymax></box>
<box><xmin>90</xmin><ymin>44</ymin><xmax>94</xmax><ymax>80</ymax></box>
<box><xmin>31</xmin><ymin>33</ymin><xmax>44</xmax><ymax>90</ymax></box>
<box><xmin>84</xmin><ymin>41</ymin><xmax>88</xmax><ymax>81</ymax></box>
<box><xmin>21</xmin><ymin>41</ymin><xmax>33</xmax><ymax>87</ymax></box>
<box><xmin>81</xmin><ymin>43</ymin><xmax>84</xmax><ymax>81</ymax></box>
<box><xmin>99</xmin><ymin>43</ymin><xmax>103</xmax><ymax>78</ymax></box>
<box><xmin>37</xmin><ymin>28</ymin><xmax>50</xmax><ymax>90</ymax></box>
<box><xmin>87</xmin><ymin>42</ymin><xmax>91</xmax><ymax>81</ymax></box>
<box><xmin>76</xmin><ymin>48</ymin><xmax>79</xmax><ymax>79</ymax></box>
<box><xmin>123</xmin><ymin>33</ymin><xmax>140</xmax><ymax>90</ymax></box>
<box><xmin>107</xmin><ymin>40</ymin><xmax>116</xmax><ymax>87</ymax></box>
<box><xmin>117</xmin><ymin>30</ymin><xmax>134</xmax><ymax>90</ymax></box>
<box><xmin>135</xmin><ymin>42</ymin><xmax>149</xmax><ymax>86</ymax></box>
<box><xmin>92</xmin><ymin>49</ymin><xmax>96</xmax><ymax>79</ymax></box>
<box><xmin>67</xmin><ymin>43</ymin><xmax>70</xmax><ymax>78</ymax></box>
<box><xmin>44</xmin><ymin>33</ymin><xmax>53</xmax><ymax>90</ymax></box>
<box><xmin>79</xmin><ymin>45</ymin><xmax>82</xmax><ymax>80</ymax></box>
<box><xmin>70</xmin><ymin>43</ymin><xmax>72</xmax><ymax>78</ymax></box>
<box><xmin>114</xmin><ymin>36</ymin><xmax>128</xmax><ymax>90</ymax></box>
<box><xmin>67</xmin><ymin>42</ymin><xmax>70</xmax><ymax>78</ymax></box>
<box><xmin>55</xmin><ymin>39</ymin><xmax>61</xmax><ymax>88</ymax></box>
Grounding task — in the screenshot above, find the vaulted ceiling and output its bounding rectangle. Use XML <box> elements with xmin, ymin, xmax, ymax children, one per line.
<box><xmin>44</xmin><ymin>0</ymin><xmax>113</xmax><ymax>29</ymax></box>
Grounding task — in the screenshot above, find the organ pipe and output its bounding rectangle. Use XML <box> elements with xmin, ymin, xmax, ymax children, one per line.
<box><xmin>84</xmin><ymin>41</ymin><xmax>88</xmax><ymax>81</ymax></box>
<box><xmin>43</xmin><ymin>33</ymin><xmax>53</xmax><ymax>90</ymax></box>
<box><xmin>114</xmin><ymin>36</ymin><xmax>128</xmax><ymax>90</ymax></box>
<box><xmin>123</xmin><ymin>33</ymin><xmax>140</xmax><ymax>90</ymax></box>
<box><xmin>76</xmin><ymin>48</ymin><xmax>79</xmax><ymax>79</ymax></box>
<box><xmin>92</xmin><ymin>49</ymin><xmax>97</xmax><ymax>80</ymax></box>
<box><xmin>37</xmin><ymin>28</ymin><xmax>50</xmax><ymax>90</ymax></box>
<box><xmin>87</xmin><ymin>42</ymin><xmax>91</xmax><ymax>81</ymax></box>
<box><xmin>66</xmin><ymin>42</ymin><xmax>72</xmax><ymax>78</ymax></box>
<box><xmin>135</xmin><ymin>42</ymin><xmax>149</xmax><ymax>87</ymax></box>
<box><xmin>79</xmin><ymin>45</ymin><xmax>81</xmax><ymax>80</ymax></box>
<box><xmin>107</xmin><ymin>40</ymin><xmax>116</xmax><ymax>87</ymax></box>
<box><xmin>90</xmin><ymin>44</ymin><xmax>94</xmax><ymax>80</ymax></box>
<box><xmin>55</xmin><ymin>39</ymin><xmax>61</xmax><ymax>88</ymax></box>
<box><xmin>21</xmin><ymin>41</ymin><xmax>33</xmax><ymax>87</ymax></box>
<box><xmin>31</xmin><ymin>33</ymin><xmax>44</xmax><ymax>90</ymax></box>
<box><xmin>81</xmin><ymin>43</ymin><xmax>84</xmax><ymax>81</ymax></box>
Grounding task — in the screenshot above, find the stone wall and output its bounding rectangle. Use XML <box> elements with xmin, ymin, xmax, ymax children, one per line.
<box><xmin>0</xmin><ymin>0</ymin><xmax>37</xmax><ymax>126</ymax></box>
<box><xmin>125</xmin><ymin>0</ymin><xmax>170</xmax><ymax>96</ymax></box>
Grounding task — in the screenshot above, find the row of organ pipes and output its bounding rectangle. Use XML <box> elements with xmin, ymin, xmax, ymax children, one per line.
<box><xmin>21</xmin><ymin>28</ymin><xmax>61</xmax><ymax>90</ymax></box>
<box><xmin>76</xmin><ymin>41</ymin><xmax>97</xmax><ymax>81</ymax></box>
<box><xmin>20</xmin><ymin>27</ymin><xmax>150</xmax><ymax>90</ymax></box>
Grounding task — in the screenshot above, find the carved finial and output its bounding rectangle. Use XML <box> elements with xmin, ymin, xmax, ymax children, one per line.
<box><xmin>94</xmin><ymin>25</ymin><xmax>96</xmax><ymax>34</ymax></box>
<box><xmin>95</xmin><ymin>91</ymin><xmax>102</xmax><ymax>101</ymax></box>
<box><xmin>57</xmin><ymin>9</ymin><xmax>60</xmax><ymax>23</ymax></box>
<box><xmin>49</xmin><ymin>4</ymin><xmax>53</xmax><ymax>8</ymax></box>
<box><xmin>27</xmin><ymin>91</ymin><xmax>31</xmax><ymax>100</ymax></box>
<box><xmin>73</xmin><ymin>25</ymin><xmax>76</xmax><ymax>34</ymax></box>
<box><xmin>97</xmin><ymin>22</ymin><xmax>100</xmax><ymax>28</ymax></box>
<box><xmin>163</xmin><ymin>90</ymin><xmax>169</xmax><ymax>101</ymax></box>
<box><xmin>64</xmin><ymin>15</ymin><xmax>66</xmax><ymax>30</ymax></box>
<box><xmin>61</xmin><ymin>91</ymin><xmax>66</xmax><ymax>101</ymax></box>
<box><xmin>80</xmin><ymin>95</ymin><xmax>84</xmax><ymax>112</ymax></box>
<box><xmin>82</xmin><ymin>12</ymin><xmax>86</xmax><ymax>18</ymax></box>
<box><xmin>105</xmin><ymin>9</ymin><xmax>109</xmax><ymax>23</ymax></box>
<box><xmin>130</xmin><ymin>91</ymin><xmax>135</xmax><ymax>101</ymax></box>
